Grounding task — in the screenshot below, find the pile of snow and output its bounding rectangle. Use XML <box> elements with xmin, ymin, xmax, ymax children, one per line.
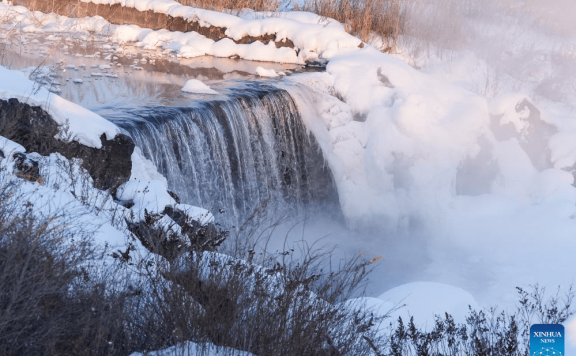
<box><xmin>129</xmin><ymin>341</ymin><xmax>255</xmax><ymax>356</ymax></box>
<box><xmin>0</xmin><ymin>136</ymin><xmax>25</xmax><ymax>157</ymax></box>
<box><xmin>255</xmin><ymin>66</ymin><xmax>284</xmax><ymax>77</ymax></box>
<box><xmin>119</xmin><ymin>149</ymin><xmax>214</xmax><ymax>225</ymax></box>
<box><xmin>0</xmin><ymin>65</ymin><xmax>118</xmax><ymax>148</ymax></box>
<box><xmin>181</xmin><ymin>79</ymin><xmax>218</xmax><ymax>94</ymax></box>
<box><xmin>377</xmin><ymin>282</ymin><xmax>480</xmax><ymax>326</ymax></box>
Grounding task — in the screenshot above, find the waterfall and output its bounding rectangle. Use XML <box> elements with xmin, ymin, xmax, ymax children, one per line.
<box><xmin>101</xmin><ymin>82</ymin><xmax>340</xmax><ymax>224</ymax></box>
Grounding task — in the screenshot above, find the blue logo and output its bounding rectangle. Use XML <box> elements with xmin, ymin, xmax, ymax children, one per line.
<box><xmin>530</xmin><ymin>324</ymin><xmax>565</xmax><ymax>356</ymax></box>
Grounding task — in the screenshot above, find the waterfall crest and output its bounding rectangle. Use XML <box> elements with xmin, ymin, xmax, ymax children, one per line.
<box><xmin>102</xmin><ymin>83</ymin><xmax>340</xmax><ymax>224</ymax></box>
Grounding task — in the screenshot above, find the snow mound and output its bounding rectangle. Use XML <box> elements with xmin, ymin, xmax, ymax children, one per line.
<box><xmin>181</xmin><ymin>79</ymin><xmax>218</xmax><ymax>94</ymax></box>
<box><xmin>255</xmin><ymin>66</ymin><xmax>281</xmax><ymax>77</ymax></box>
<box><xmin>129</xmin><ymin>340</ymin><xmax>255</xmax><ymax>356</ymax></box>
<box><xmin>377</xmin><ymin>282</ymin><xmax>480</xmax><ymax>326</ymax></box>
<box><xmin>116</xmin><ymin>179</ymin><xmax>175</xmax><ymax>220</ymax></box>
<box><xmin>173</xmin><ymin>204</ymin><xmax>214</xmax><ymax>225</ymax></box>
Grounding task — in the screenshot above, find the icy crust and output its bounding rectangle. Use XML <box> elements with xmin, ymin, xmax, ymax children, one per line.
<box><xmin>0</xmin><ymin>66</ymin><xmax>118</xmax><ymax>148</ymax></box>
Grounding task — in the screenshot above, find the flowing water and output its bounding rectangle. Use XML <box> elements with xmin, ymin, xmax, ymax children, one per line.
<box><xmin>99</xmin><ymin>83</ymin><xmax>340</xmax><ymax>225</ymax></box>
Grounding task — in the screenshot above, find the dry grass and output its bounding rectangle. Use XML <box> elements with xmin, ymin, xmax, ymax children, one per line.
<box><xmin>173</xmin><ymin>0</ymin><xmax>282</xmax><ymax>13</ymax></box>
<box><xmin>296</xmin><ymin>0</ymin><xmax>402</xmax><ymax>47</ymax></box>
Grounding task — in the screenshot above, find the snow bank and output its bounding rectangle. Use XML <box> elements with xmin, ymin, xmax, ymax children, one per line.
<box><xmin>79</xmin><ymin>0</ymin><xmax>361</xmax><ymax>56</ymax></box>
<box><xmin>0</xmin><ymin>2</ymin><xmax>359</xmax><ymax>64</ymax></box>
<box><xmin>181</xmin><ymin>79</ymin><xmax>218</xmax><ymax>94</ymax></box>
<box><xmin>0</xmin><ymin>136</ymin><xmax>25</xmax><ymax>156</ymax></box>
<box><xmin>0</xmin><ymin>66</ymin><xmax>118</xmax><ymax>148</ymax></box>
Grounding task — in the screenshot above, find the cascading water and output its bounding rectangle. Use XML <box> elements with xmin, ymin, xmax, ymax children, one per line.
<box><xmin>101</xmin><ymin>82</ymin><xmax>340</xmax><ymax>224</ymax></box>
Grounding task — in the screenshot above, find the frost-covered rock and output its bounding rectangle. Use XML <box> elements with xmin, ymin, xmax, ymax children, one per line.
<box><xmin>255</xmin><ymin>66</ymin><xmax>279</xmax><ymax>77</ymax></box>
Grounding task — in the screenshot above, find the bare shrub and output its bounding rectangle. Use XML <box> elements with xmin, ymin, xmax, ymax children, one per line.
<box><xmin>385</xmin><ymin>285</ymin><xmax>575</xmax><ymax>356</ymax></box>
<box><xmin>172</xmin><ymin>0</ymin><xmax>282</xmax><ymax>14</ymax></box>
<box><xmin>122</xmin><ymin>207</ymin><xmax>389</xmax><ymax>356</ymax></box>
<box><xmin>0</xmin><ymin>210</ymin><xmax>133</xmax><ymax>356</ymax></box>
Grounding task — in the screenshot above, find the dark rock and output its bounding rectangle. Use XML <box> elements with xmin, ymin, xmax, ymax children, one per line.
<box><xmin>12</xmin><ymin>152</ymin><xmax>41</xmax><ymax>183</ymax></box>
<box><xmin>163</xmin><ymin>206</ymin><xmax>226</xmax><ymax>252</ymax></box>
<box><xmin>126</xmin><ymin>210</ymin><xmax>186</xmax><ymax>261</ymax></box>
<box><xmin>0</xmin><ymin>98</ymin><xmax>134</xmax><ymax>190</ymax></box>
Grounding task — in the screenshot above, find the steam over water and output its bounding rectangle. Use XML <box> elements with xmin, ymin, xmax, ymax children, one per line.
<box><xmin>101</xmin><ymin>83</ymin><xmax>340</xmax><ymax>224</ymax></box>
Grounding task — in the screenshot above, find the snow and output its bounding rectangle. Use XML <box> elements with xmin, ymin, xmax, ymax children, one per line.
<box><xmin>181</xmin><ymin>79</ymin><xmax>218</xmax><ymax>94</ymax></box>
<box><xmin>78</xmin><ymin>0</ymin><xmax>361</xmax><ymax>58</ymax></box>
<box><xmin>130</xmin><ymin>147</ymin><xmax>168</xmax><ymax>184</ymax></box>
<box><xmin>283</xmin><ymin>19</ymin><xmax>576</xmax><ymax>322</ymax></box>
<box><xmin>377</xmin><ymin>282</ymin><xmax>480</xmax><ymax>326</ymax></box>
<box><xmin>0</xmin><ymin>65</ymin><xmax>118</xmax><ymax>148</ymax></box>
<box><xmin>128</xmin><ymin>340</ymin><xmax>255</xmax><ymax>356</ymax></box>
<box><xmin>255</xmin><ymin>66</ymin><xmax>280</xmax><ymax>77</ymax></box>
<box><xmin>2</xmin><ymin>0</ymin><xmax>576</xmax><ymax>351</ymax></box>
<box><xmin>0</xmin><ymin>137</ymin><xmax>130</xmax><ymax>252</ymax></box>
<box><xmin>116</xmin><ymin>178</ymin><xmax>176</xmax><ymax>220</ymax></box>
<box><xmin>172</xmin><ymin>204</ymin><xmax>214</xmax><ymax>225</ymax></box>
<box><xmin>0</xmin><ymin>136</ymin><xmax>25</xmax><ymax>157</ymax></box>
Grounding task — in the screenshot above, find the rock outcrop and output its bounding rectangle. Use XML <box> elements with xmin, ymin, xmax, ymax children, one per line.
<box><xmin>0</xmin><ymin>98</ymin><xmax>134</xmax><ymax>191</ymax></box>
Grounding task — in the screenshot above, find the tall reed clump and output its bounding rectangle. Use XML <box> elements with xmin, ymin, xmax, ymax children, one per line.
<box><xmin>296</xmin><ymin>0</ymin><xmax>403</xmax><ymax>48</ymax></box>
<box><xmin>173</xmin><ymin>0</ymin><xmax>282</xmax><ymax>13</ymax></box>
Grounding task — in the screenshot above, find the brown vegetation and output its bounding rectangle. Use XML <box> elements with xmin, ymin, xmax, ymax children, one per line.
<box><xmin>174</xmin><ymin>0</ymin><xmax>282</xmax><ymax>13</ymax></box>
<box><xmin>296</xmin><ymin>0</ymin><xmax>402</xmax><ymax>48</ymax></box>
